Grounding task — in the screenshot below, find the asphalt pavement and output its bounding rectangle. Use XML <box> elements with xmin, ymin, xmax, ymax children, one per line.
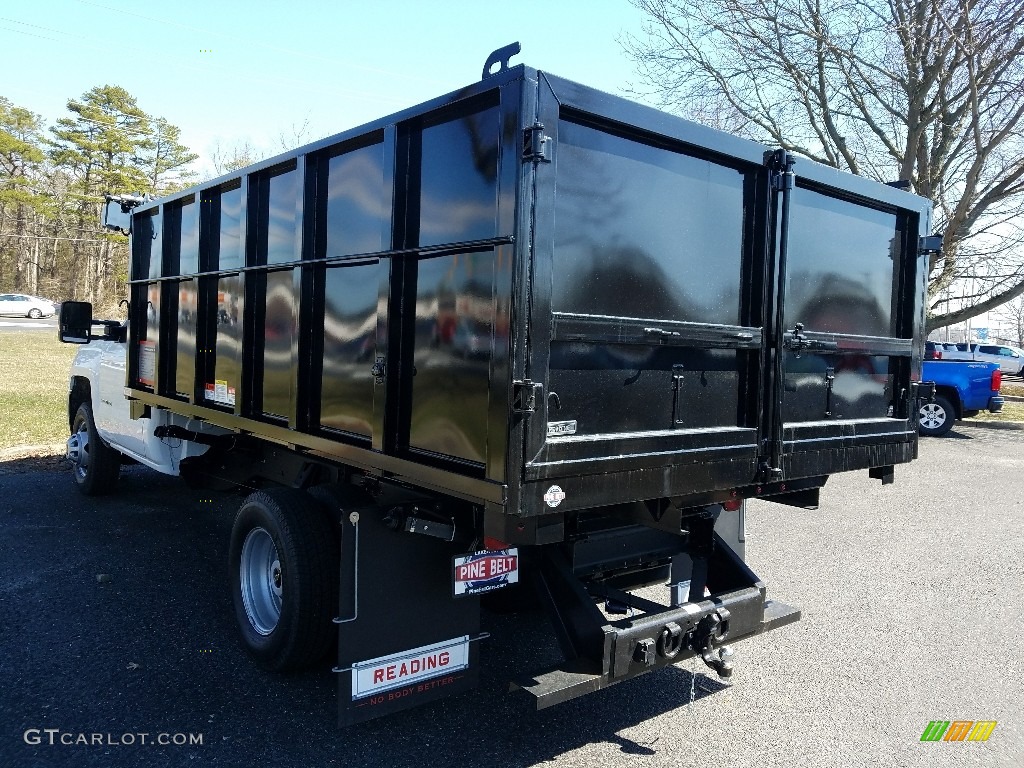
<box><xmin>0</xmin><ymin>316</ymin><xmax>58</xmax><ymax>331</ymax></box>
<box><xmin>0</xmin><ymin>423</ymin><xmax>1021</xmax><ymax>767</ymax></box>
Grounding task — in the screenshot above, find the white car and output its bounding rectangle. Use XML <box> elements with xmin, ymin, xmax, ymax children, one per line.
<box><xmin>955</xmin><ymin>343</ymin><xmax>1024</xmax><ymax>375</ymax></box>
<box><xmin>0</xmin><ymin>293</ymin><xmax>57</xmax><ymax>319</ymax></box>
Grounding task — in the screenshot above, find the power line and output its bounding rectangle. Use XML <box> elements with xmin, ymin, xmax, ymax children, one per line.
<box><xmin>72</xmin><ymin>0</ymin><xmax>450</xmax><ymax>89</ymax></box>
<box><xmin>0</xmin><ymin>16</ymin><xmax>410</xmax><ymax>107</ymax></box>
<box><xmin>2</xmin><ymin>233</ymin><xmax>118</xmax><ymax>244</ymax></box>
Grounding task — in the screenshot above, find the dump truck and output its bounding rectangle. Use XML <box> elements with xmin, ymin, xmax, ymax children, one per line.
<box><xmin>59</xmin><ymin>44</ymin><xmax>935</xmax><ymax>726</ymax></box>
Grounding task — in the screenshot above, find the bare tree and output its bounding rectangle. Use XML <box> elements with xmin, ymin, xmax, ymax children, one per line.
<box><xmin>208</xmin><ymin>139</ymin><xmax>263</xmax><ymax>178</ymax></box>
<box><xmin>277</xmin><ymin>114</ymin><xmax>313</xmax><ymax>152</ymax></box>
<box><xmin>624</xmin><ymin>0</ymin><xmax>1024</xmax><ymax>331</ymax></box>
<box><xmin>996</xmin><ymin>295</ymin><xmax>1024</xmax><ymax>347</ymax></box>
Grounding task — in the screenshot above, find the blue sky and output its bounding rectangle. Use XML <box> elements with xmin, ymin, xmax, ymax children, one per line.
<box><xmin>1</xmin><ymin>0</ymin><xmax>650</xmax><ymax>171</ymax></box>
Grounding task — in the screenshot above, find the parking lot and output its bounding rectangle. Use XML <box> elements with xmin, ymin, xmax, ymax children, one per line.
<box><xmin>0</xmin><ymin>422</ymin><xmax>1021</xmax><ymax>767</ymax></box>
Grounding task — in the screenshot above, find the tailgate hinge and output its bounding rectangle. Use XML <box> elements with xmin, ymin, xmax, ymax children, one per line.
<box><xmin>523</xmin><ymin>123</ymin><xmax>551</xmax><ymax>163</ymax></box>
<box><xmin>767</xmin><ymin>148</ymin><xmax>795</xmax><ymax>190</ymax></box>
<box><xmin>512</xmin><ymin>379</ymin><xmax>543</xmax><ymax>413</ymax></box>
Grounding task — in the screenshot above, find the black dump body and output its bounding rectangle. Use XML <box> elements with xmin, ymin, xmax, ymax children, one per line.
<box><xmin>122</xmin><ymin>62</ymin><xmax>930</xmax><ymax>522</ymax></box>
<box><xmin>113</xmin><ymin>57</ymin><xmax>933</xmax><ymax>725</ymax></box>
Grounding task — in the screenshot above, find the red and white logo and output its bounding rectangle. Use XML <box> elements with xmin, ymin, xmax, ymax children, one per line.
<box><xmin>453</xmin><ymin>549</ymin><xmax>519</xmax><ymax>596</ymax></box>
<box><xmin>351</xmin><ymin>636</ymin><xmax>469</xmax><ymax>700</ymax></box>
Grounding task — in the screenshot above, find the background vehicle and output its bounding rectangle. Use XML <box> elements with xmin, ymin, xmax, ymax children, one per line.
<box><xmin>58</xmin><ymin>45</ymin><xmax>934</xmax><ymax>727</ymax></box>
<box><xmin>919</xmin><ymin>360</ymin><xmax>1003</xmax><ymax>436</ymax></box>
<box><xmin>0</xmin><ymin>293</ymin><xmax>56</xmax><ymax>318</ymax></box>
<box><xmin>949</xmin><ymin>343</ymin><xmax>1024</xmax><ymax>375</ymax></box>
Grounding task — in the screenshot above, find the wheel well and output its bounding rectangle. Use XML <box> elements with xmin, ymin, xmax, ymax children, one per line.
<box><xmin>68</xmin><ymin>377</ymin><xmax>91</xmax><ymax>431</ymax></box>
<box><xmin>933</xmin><ymin>385</ymin><xmax>962</xmax><ymax>418</ymax></box>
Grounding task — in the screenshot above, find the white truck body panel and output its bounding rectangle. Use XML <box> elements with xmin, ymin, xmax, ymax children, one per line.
<box><xmin>69</xmin><ymin>338</ymin><xmax>215</xmax><ymax>475</ymax></box>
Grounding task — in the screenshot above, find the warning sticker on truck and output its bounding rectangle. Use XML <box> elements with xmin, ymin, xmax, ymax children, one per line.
<box><xmin>452</xmin><ymin>549</ymin><xmax>519</xmax><ymax>596</ymax></box>
<box><xmin>204</xmin><ymin>380</ymin><xmax>236</xmax><ymax>406</ymax></box>
<box><xmin>138</xmin><ymin>341</ymin><xmax>156</xmax><ymax>386</ymax></box>
<box><xmin>351</xmin><ymin>636</ymin><xmax>469</xmax><ymax>700</ymax></box>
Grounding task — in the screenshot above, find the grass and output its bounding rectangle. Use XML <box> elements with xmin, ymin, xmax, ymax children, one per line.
<box><xmin>1000</xmin><ymin>380</ymin><xmax>1024</xmax><ymax>398</ymax></box>
<box><xmin>0</xmin><ymin>331</ymin><xmax>78</xmax><ymax>454</ymax></box>
<box><xmin>977</xmin><ymin>400</ymin><xmax>1024</xmax><ymax>423</ymax></box>
<box><xmin>0</xmin><ymin>329</ymin><xmax>1021</xmax><ymax>455</ymax></box>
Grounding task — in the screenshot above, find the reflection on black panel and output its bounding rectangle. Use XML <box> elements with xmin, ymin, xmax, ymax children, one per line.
<box><xmin>549</xmin><ymin>343</ymin><xmax>739</xmax><ymax>434</ymax></box>
<box><xmin>409</xmin><ymin>252</ymin><xmax>494</xmax><ymax>463</ymax></box>
<box><xmin>787</xmin><ymin>190</ymin><xmax>898</xmax><ymax>337</ymax></box>
<box><xmin>327</xmin><ymin>145</ymin><xmax>387</xmax><ymax>256</ymax></box>
<box><xmin>782</xmin><ymin>352</ymin><xmax>891</xmax><ymax>422</ymax></box>
<box><xmin>553</xmin><ymin>121</ymin><xmax>744</xmax><ymax>325</ymax></box>
<box><xmin>320</xmin><ymin>261</ymin><xmax>381</xmax><ymax>438</ymax></box>
<box><xmin>262</xmin><ymin>269</ymin><xmax>296</xmax><ymax>418</ymax></box>
<box><xmin>419</xmin><ymin>108</ymin><xmax>499</xmax><ymax>247</ymax></box>
<box><xmin>219</xmin><ymin>186</ymin><xmax>243</xmax><ymax>270</ymax></box>
<box><xmin>179</xmin><ymin>200</ymin><xmax>199</xmax><ymax>275</ymax></box>
<box><xmin>134</xmin><ymin>212</ymin><xmax>162</xmax><ymax>279</ymax></box>
<box><xmin>266</xmin><ymin>170</ymin><xmax>298</xmax><ymax>265</ymax></box>
<box><xmin>176</xmin><ymin>278</ymin><xmax>198</xmax><ymax>398</ymax></box>
<box><xmin>208</xmin><ymin>275</ymin><xmax>243</xmax><ymax>408</ymax></box>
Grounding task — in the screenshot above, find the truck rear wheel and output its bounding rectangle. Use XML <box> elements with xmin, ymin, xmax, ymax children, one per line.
<box><xmin>918</xmin><ymin>395</ymin><xmax>955</xmax><ymax>437</ymax></box>
<box><xmin>229</xmin><ymin>489</ymin><xmax>339</xmax><ymax>672</ymax></box>
<box><xmin>67</xmin><ymin>402</ymin><xmax>120</xmax><ymax>495</ymax></box>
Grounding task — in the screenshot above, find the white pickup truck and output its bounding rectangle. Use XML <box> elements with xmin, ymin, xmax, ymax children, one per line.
<box><xmin>939</xmin><ymin>342</ymin><xmax>1024</xmax><ymax>376</ymax></box>
<box><xmin>65</xmin><ymin>333</ymin><xmax>221</xmax><ymax>494</ymax></box>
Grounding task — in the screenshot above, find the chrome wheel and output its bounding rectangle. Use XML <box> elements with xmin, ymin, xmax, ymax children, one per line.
<box><xmin>919</xmin><ymin>402</ymin><xmax>948</xmax><ymax>431</ymax></box>
<box><xmin>239</xmin><ymin>527</ymin><xmax>283</xmax><ymax>636</ymax></box>
<box><xmin>67</xmin><ymin>417</ymin><xmax>91</xmax><ymax>482</ymax></box>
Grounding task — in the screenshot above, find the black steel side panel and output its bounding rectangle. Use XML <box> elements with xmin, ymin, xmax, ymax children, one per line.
<box><xmin>123</xmin><ymin>64</ymin><xmax>930</xmax><ymax>516</ymax></box>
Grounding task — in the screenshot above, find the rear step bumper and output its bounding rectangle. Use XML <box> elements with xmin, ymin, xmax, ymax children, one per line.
<box><xmin>513</xmin><ymin>534</ymin><xmax>800</xmax><ymax>709</ymax></box>
<box><xmin>512</xmin><ymin>596</ymin><xmax>800</xmax><ymax>708</ymax></box>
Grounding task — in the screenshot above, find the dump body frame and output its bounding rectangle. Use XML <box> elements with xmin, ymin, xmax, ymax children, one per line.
<box><xmin>117</xmin><ymin>64</ymin><xmax>932</xmax><ymax>525</ymax></box>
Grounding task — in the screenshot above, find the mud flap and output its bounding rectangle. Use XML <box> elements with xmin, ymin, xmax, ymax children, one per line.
<box><xmin>335</xmin><ymin>505</ymin><xmax>481</xmax><ymax>727</ymax></box>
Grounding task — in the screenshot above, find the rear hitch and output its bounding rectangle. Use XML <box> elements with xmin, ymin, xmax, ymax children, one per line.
<box><xmin>687</xmin><ymin>608</ymin><xmax>734</xmax><ymax>678</ymax></box>
<box><xmin>512</xmin><ymin>536</ymin><xmax>800</xmax><ymax>708</ymax></box>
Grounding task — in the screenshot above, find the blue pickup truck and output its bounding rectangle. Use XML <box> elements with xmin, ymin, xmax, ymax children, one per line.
<box><xmin>919</xmin><ymin>360</ymin><xmax>1004</xmax><ymax>436</ymax></box>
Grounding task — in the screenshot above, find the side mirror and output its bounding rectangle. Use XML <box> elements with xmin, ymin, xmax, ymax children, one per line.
<box><xmin>59</xmin><ymin>301</ymin><xmax>94</xmax><ymax>344</ymax></box>
<box><xmin>102</xmin><ymin>194</ymin><xmax>144</xmax><ymax>235</ymax></box>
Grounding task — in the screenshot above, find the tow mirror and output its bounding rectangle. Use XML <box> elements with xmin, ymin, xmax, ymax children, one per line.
<box><xmin>102</xmin><ymin>194</ymin><xmax>144</xmax><ymax>235</ymax></box>
<box><xmin>58</xmin><ymin>301</ymin><xmax>94</xmax><ymax>344</ymax></box>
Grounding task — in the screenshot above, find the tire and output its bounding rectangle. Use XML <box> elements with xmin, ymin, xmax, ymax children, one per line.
<box><xmin>229</xmin><ymin>488</ymin><xmax>339</xmax><ymax>672</ymax></box>
<box><xmin>67</xmin><ymin>402</ymin><xmax>121</xmax><ymax>495</ymax></box>
<box><xmin>918</xmin><ymin>395</ymin><xmax>955</xmax><ymax>437</ymax></box>
<box><xmin>27</xmin><ymin>308</ymin><xmax>42</xmax><ymax>319</ymax></box>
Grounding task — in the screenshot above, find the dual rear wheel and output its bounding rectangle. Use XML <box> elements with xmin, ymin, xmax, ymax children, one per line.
<box><xmin>229</xmin><ymin>486</ymin><xmax>357</xmax><ymax>672</ymax></box>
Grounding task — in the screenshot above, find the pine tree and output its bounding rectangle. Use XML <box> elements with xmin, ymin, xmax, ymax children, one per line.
<box><xmin>0</xmin><ymin>97</ymin><xmax>47</xmax><ymax>294</ymax></box>
<box><xmin>49</xmin><ymin>85</ymin><xmax>152</xmax><ymax>304</ymax></box>
<box><xmin>145</xmin><ymin>117</ymin><xmax>198</xmax><ymax>195</ymax></box>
